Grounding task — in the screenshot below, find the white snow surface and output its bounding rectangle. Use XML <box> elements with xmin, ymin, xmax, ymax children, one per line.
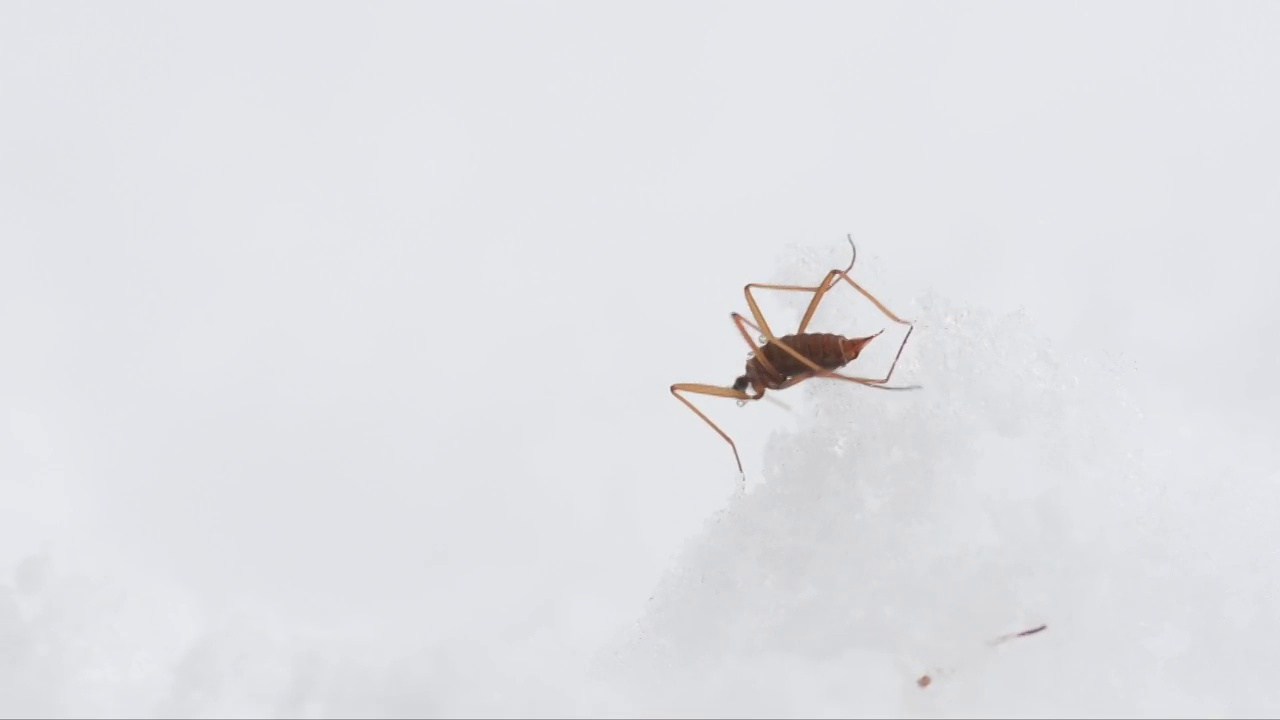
<box><xmin>6</xmin><ymin>253</ymin><xmax>1278</xmax><ymax>717</ymax></box>
<box><xmin>598</xmin><ymin>277</ymin><xmax>1280</xmax><ymax>717</ymax></box>
<box><xmin>5</xmin><ymin>3</ymin><xmax>1280</xmax><ymax>718</ymax></box>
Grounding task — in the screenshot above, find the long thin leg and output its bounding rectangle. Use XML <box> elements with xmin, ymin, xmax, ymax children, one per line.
<box><xmin>804</xmin><ymin>269</ymin><xmax>913</xmax><ymax>333</ymax></box>
<box><xmin>731</xmin><ymin>312</ymin><xmax>785</xmax><ymax>380</ymax></box>
<box><xmin>670</xmin><ymin>383</ymin><xmax>755</xmax><ymax>477</ymax></box>
<box><xmin>670</xmin><ymin>308</ymin><xmax>812</xmax><ymax>480</ymax></box>
<box><xmin>741</xmin><ymin>279</ymin><xmax>827</xmax><ymax>340</ymax></box>
<box><xmin>745</xmin><ymin>269</ymin><xmax>911</xmax><ymax>340</ymax></box>
<box><xmin>775</xmin><ymin>371</ymin><xmax>817</xmax><ymax>390</ymax></box>
<box><xmin>802</xmin><ymin>235</ymin><xmax>905</xmax><ymax>333</ymax></box>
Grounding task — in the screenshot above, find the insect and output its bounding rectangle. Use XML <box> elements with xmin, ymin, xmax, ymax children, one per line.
<box><xmin>670</xmin><ymin>235</ymin><xmax>921</xmax><ymax>478</ymax></box>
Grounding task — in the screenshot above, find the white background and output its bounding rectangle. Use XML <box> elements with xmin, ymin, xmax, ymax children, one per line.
<box><xmin>3</xmin><ymin>2</ymin><xmax>1279</xmax><ymax>716</ymax></box>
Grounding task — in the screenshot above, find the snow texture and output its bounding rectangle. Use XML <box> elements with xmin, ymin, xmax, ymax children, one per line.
<box><xmin>593</xmin><ymin>251</ymin><xmax>1280</xmax><ymax>717</ymax></box>
<box><xmin>5</xmin><ymin>3</ymin><xmax>1280</xmax><ymax>718</ymax></box>
<box><xmin>8</xmin><ymin>256</ymin><xmax>1271</xmax><ymax>718</ymax></box>
<box><xmin>5</xmin><ymin>270</ymin><xmax>1279</xmax><ymax>717</ymax></box>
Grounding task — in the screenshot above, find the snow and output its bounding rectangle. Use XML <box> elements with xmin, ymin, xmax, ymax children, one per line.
<box><xmin>598</xmin><ymin>283</ymin><xmax>1275</xmax><ymax>717</ymax></box>
<box><xmin>4</xmin><ymin>3</ymin><xmax>1280</xmax><ymax>717</ymax></box>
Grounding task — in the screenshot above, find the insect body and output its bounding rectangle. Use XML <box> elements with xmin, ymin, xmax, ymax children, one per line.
<box><xmin>735</xmin><ymin>331</ymin><xmax>881</xmax><ymax>395</ymax></box>
<box><xmin>671</xmin><ymin>236</ymin><xmax>920</xmax><ymax>479</ymax></box>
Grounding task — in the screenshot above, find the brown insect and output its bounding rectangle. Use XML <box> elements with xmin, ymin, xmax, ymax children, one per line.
<box><xmin>670</xmin><ymin>236</ymin><xmax>921</xmax><ymax>478</ymax></box>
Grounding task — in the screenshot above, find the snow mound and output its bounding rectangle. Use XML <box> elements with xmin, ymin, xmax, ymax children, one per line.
<box><xmin>596</xmin><ymin>277</ymin><xmax>1279</xmax><ymax>717</ymax></box>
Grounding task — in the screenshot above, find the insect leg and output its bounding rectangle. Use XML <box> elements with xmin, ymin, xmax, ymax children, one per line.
<box><xmin>745</xmin><ymin>266</ymin><xmax>913</xmax><ymax>338</ymax></box>
<box><xmin>670</xmin><ymin>383</ymin><xmax>755</xmax><ymax>478</ymax></box>
<box><xmin>730</xmin><ymin>312</ymin><xmax>785</xmax><ymax>379</ymax></box>
<box><xmin>827</xmin><ymin>270</ymin><xmax>913</xmax><ymax>326</ymax></box>
<box><xmin>741</xmin><ymin>235</ymin><xmax>861</xmax><ymax>336</ymax></box>
<box><xmin>742</xmin><ymin>278</ymin><xmax>829</xmax><ymax>339</ymax></box>
<box><xmin>808</xmin><ymin>235</ymin><xmax>911</xmax><ymax>331</ymax></box>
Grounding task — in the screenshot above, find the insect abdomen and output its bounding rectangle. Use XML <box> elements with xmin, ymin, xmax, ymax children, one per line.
<box><xmin>758</xmin><ymin>333</ymin><xmax>847</xmax><ymax>378</ymax></box>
